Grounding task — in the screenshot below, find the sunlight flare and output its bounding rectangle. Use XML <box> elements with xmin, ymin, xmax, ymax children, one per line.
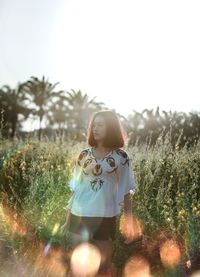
<box><xmin>123</xmin><ymin>255</ymin><xmax>151</xmax><ymax>277</ymax></box>
<box><xmin>70</xmin><ymin>242</ymin><xmax>101</xmax><ymax>277</ymax></box>
<box><xmin>119</xmin><ymin>213</ymin><xmax>143</xmax><ymax>241</ymax></box>
<box><xmin>159</xmin><ymin>239</ymin><xmax>181</xmax><ymax>267</ymax></box>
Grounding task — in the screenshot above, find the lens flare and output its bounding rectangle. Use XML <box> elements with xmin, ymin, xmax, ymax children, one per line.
<box><xmin>70</xmin><ymin>242</ymin><xmax>101</xmax><ymax>277</ymax></box>
<box><xmin>80</xmin><ymin>226</ymin><xmax>91</xmax><ymax>242</ymax></box>
<box><xmin>191</xmin><ymin>271</ymin><xmax>200</xmax><ymax>277</ymax></box>
<box><xmin>119</xmin><ymin>213</ymin><xmax>143</xmax><ymax>241</ymax></box>
<box><xmin>159</xmin><ymin>239</ymin><xmax>181</xmax><ymax>267</ymax></box>
<box><xmin>1</xmin><ymin>203</ymin><xmax>28</xmax><ymax>236</ymax></box>
<box><xmin>123</xmin><ymin>255</ymin><xmax>151</xmax><ymax>277</ymax></box>
<box><xmin>34</xmin><ymin>242</ymin><xmax>69</xmax><ymax>276</ymax></box>
<box><xmin>44</xmin><ymin>242</ymin><xmax>51</xmax><ymax>256</ymax></box>
<box><xmin>52</xmin><ymin>223</ymin><xmax>60</xmax><ymax>235</ymax></box>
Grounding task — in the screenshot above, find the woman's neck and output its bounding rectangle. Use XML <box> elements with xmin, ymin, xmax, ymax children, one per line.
<box><xmin>94</xmin><ymin>143</ymin><xmax>112</xmax><ymax>152</ymax></box>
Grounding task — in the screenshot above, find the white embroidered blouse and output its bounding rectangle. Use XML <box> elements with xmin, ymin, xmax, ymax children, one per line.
<box><xmin>66</xmin><ymin>147</ymin><xmax>136</xmax><ymax>217</ymax></box>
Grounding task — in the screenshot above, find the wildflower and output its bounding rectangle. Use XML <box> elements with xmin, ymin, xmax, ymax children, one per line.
<box><xmin>178</xmin><ymin>209</ymin><xmax>186</xmax><ymax>216</ymax></box>
<box><xmin>166</xmin><ymin>217</ymin><xmax>171</xmax><ymax>222</ymax></box>
<box><xmin>192</xmin><ymin>207</ymin><xmax>197</xmax><ymax>212</ymax></box>
<box><xmin>196</xmin><ymin>211</ymin><xmax>200</xmax><ymax>217</ymax></box>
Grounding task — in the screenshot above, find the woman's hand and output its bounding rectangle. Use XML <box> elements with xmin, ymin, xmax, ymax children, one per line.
<box><xmin>122</xmin><ymin>213</ymin><xmax>143</xmax><ymax>245</ymax></box>
<box><xmin>123</xmin><ymin>214</ymin><xmax>136</xmax><ymax>244</ymax></box>
<box><xmin>123</xmin><ymin>193</ymin><xmax>137</xmax><ymax>244</ymax></box>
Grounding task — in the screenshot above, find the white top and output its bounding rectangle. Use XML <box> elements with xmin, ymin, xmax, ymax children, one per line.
<box><xmin>66</xmin><ymin>147</ymin><xmax>136</xmax><ymax>217</ymax></box>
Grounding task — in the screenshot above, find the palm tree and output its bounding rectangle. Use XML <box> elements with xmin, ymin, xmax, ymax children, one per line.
<box><xmin>0</xmin><ymin>84</ymin><xmax>33</xmax><ymax>139</ymax></box>
<box><xmin>23</xmin><ymin>76</ymin><xmax>61</xmax><ymax>140</ymax></box>
<box><xmin>65</xmin><ymin>89</ymin><xmax>106</xmax><ymax>140</ymax></box>
<box><xmin>47</xmin><ymin>93</ymin><xmax>69</xmax><ymax>136</ymax></box>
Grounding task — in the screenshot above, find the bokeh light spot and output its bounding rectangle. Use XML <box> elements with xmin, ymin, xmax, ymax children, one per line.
<box><xmin>119</xmin><ymin>213</ymin><xmax>143</xmax><ymax>241</ymax></box>
<box><xmin>70</xmin><ymin>242</ymin><xmax>101</xmax><ymax>277</ymax></box>
<box><xmin>123</xmin><ymin>255</ymin><xmax>151</xmax><ymax>277</ymax></box>
<box><xmin>160</xmin><ymin>239</ymin><xmax>181</xmax><ymax>268</ymax></box>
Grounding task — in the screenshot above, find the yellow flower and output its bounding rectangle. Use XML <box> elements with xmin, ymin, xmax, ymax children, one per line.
<box><xmin>192</xmin><ymin>207</ymin><xmax>197</xmax><ymax>212</ymax></box>
<box><xmin>178</xmin><ymin>209</ymin><xmax>186</xmax><ymax>216</ymax></box>
<box><xmin>166</xmin><ymin>217</ymin><xmax>171</xmax><ymax>222</ymax></box>
<box><xmin>195</xmin><ymin>211</ymin><xmax>200</xmax><ymax>217</ymax></box>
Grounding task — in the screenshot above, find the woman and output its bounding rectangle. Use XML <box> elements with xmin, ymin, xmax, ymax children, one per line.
<box><xmin>62</xmin><ymin>110</ymin><xmax>137</xmax><ymax>276</ymax></box>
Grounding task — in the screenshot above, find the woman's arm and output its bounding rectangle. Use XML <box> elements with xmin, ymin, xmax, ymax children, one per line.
<box><xmin>123</xmin><ymin>192</ymin><xmax>135</xmax><ymax>244</ymax></box>
<box><xmin>123</xmin><ymin>192</ymin><xmax>133</xmax><ymax>216</ymax></box>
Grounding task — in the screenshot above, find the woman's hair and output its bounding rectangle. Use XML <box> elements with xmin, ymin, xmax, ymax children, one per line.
<box><xmin>87</xmin><ymin>110</ymin><xmax>128</xmax><ymax>149</ymax></box>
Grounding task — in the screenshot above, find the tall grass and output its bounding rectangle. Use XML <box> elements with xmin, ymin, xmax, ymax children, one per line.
<box><xmin>0</xmin><ymin>131</ymin><xmax>200</xmax><ymax>276</ymax></box>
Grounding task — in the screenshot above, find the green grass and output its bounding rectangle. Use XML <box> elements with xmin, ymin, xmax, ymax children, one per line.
<box><xmin>0</xmin><ymin>133</ymin><xmax>200</xmax><ymax>276</ymax></box>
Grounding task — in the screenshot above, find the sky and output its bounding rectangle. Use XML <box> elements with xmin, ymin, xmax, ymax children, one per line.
<box><xmin>0</xmin><ymin>0</ymin><xmax>200</xmax><ymax>131</ymax></box>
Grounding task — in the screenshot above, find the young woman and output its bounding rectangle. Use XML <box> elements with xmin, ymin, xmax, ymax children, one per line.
<box><xmin>63</xmin><ymin>110</ymin><xmax>137</xmax><ymax>276</ymax></box>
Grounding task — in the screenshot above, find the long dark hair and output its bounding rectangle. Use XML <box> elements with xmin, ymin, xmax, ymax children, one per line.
<box><xmin>87</xmin><ymin>110</ymin><xmax>128</xmax><ymax>149</ymax></box>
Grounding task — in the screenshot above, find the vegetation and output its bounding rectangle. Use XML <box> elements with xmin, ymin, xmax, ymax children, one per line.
<box><xmin>0</xmin><ymin>131</ymin><xmax>200</xmax><ymax>276</ymax></box>
<box><xmin>1</xmin><ymin>75</ymin><xmax>200</xmax><ymax>275</ymax></box>
<box><xmin>1</xmin><ymin>76</ymin><xmax>200</xmax><ymax>148</ymax></box>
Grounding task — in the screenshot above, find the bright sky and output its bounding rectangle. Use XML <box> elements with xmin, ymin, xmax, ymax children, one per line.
<box><xmin>0</xmin><ymin>0</ymin><xmax>200</xmax><ymax>131</ymax></box>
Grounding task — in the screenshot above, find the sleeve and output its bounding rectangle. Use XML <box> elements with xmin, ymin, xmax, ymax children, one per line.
<box><xmin>67</xmin><ymin>149</ymin><xmax>86</xmax><ymax>191</ymax></box>
<box><xmin>66</xmin><ymin>161</ymin><xmax>81</xmax><ymax>210</ymax></box>
<box><xmin>68</xmin><ymin>162</ymin><xmax>82</xmax><ymax>192</ymax></box>
<box><xmin>116</xmin><ymin>154</ymin><xmax>137</xmax><ymax>209</ymax></box>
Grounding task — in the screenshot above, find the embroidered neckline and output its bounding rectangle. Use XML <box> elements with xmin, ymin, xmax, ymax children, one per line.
<box><xmin>89</xmin><ymin>147</ymin><xmax>113</xmax><ymax>161</ymax></box>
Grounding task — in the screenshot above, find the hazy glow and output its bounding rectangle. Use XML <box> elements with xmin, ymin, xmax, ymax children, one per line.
<box><xmin>52</xmin><ymin>0</ymin><xmax>200</xmax><ymax>116</ymax></box>
<box><xmin>1</xmin><ymin>202</ymin><xmax>27</xmax><ymax>236</ymax></box>
<box><xmin>34</xmin><ymin>243</ymin><xmax>67</xmax><ymax>276</ymax></box>
<box><xmin>1</xmin><ymin>203</ymin><xmax>70</xmax><ymax>276</ymax></box>
<box><xmin>191</xmin><ymin>271</ymin><xmax>200</xmax><ymax>277</ymax></box>
<box><xmin>0</xmin><ymin>0</ymin><xmax>199</xmax><ymax>126</ymax></box>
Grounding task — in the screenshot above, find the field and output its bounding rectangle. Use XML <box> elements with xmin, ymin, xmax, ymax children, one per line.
<box><xmin>0</xmin><ymin>134</ymin><xmax>200</xmax><ymax>277</ymax></box>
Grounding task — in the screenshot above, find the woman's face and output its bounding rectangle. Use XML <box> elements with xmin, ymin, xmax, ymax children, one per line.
<box><xmin>92</xmin><ymin>115</ymin><xmax>107</xmax><ymax>142</ymax></box>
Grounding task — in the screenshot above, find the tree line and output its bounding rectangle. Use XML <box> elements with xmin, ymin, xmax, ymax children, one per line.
<box><xmin>0</xmin><ymin>75</ymin><xmax>199</xmax><ymax>148</ymax></box>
